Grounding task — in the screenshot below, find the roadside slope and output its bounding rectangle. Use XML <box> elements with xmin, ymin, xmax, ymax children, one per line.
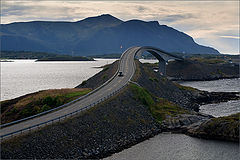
<box><xmin>76</xmin><ymin>60</ymin><xmax>118</xmax><ymax>89</ymax></box>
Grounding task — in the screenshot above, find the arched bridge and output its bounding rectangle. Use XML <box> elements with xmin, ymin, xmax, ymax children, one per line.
<box><xmin>134</xmin><ymin>46</ymin><xmax>183</xmax><ymax>75</ymax></box>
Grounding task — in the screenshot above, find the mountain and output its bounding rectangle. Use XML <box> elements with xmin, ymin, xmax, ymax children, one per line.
<box><xmin>1</xmin><ymin>14</ymin><xmax>219</xmax><ymax>55</ymax></box>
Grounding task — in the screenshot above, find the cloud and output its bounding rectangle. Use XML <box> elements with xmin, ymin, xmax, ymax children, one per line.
<box><xmin>220</xmin><ymin>36</ymin><xmax>240</xmax><ymax>39</ymax></box>
<box><xmin>137</xmin><ymin>6</ymin><xmax>146</xmax><ymax>13</ymax></box>
<box><xmin>160</xmin><ymin>14</ymin><xmax>196</xmax><ymax>22</ymax></box>
<box><xmin>1</xmin><ymin>1</ymin><xmax>239</xmax><ymax>54</ymax></box>
<box><xmin>196</xmin><ymin>37</ymin><xmax>239</xmax><ymax>55</ymax></box>
<box><xmin>1</xmin><ymin>5</ymin><xmax>30</xmax><ymax>16</ymax></box>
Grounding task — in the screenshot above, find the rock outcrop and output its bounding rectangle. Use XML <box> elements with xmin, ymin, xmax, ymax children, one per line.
<box><xmin>187</xmin><ymin>113</ymin><xmax>239</xmax><ymax>142</ymax></box>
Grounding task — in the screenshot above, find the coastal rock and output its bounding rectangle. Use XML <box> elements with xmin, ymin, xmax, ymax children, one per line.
<box><xmin>195</xmin><ymin>91</ymin><xmax>240</xmax><ymax>105</ymax></box>
<box><xmin>160</xmin><ymin>113</ymin><xmax>212</xmax><ymax>133</ymax></box>
<box><xmin>186</xmin><ymin>113</ymin><xmax>240</xmax><ymax>142</ymax></box>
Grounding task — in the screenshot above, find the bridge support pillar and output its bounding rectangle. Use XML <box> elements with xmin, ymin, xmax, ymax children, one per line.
<box><xmin>158</xmin><ymin>59</ymin><xmax>166</xmax><ymax>75</ymax></box>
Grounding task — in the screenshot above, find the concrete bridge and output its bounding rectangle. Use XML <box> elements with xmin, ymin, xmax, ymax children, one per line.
<box><xmin>135</xmin><ymin>46</ymin><xmax>183</xmax><ymax>75</ymax></box>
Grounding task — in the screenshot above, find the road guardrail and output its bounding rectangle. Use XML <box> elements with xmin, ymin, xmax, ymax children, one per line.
<box><xmin>0</xmin><ymin>47</ymin><xmax>134</xmax><ymax>140</ymax></box>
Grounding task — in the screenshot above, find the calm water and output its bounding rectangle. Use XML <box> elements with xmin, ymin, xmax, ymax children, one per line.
<box><xmin>1</xmin><ymin>59</ymin><xmax>117</xmax><ymax>101</ymax></box>
<box><xmin>105</xmin><ymin>133</ymin><xmax>239</xmax><ymax>160</ymax></box>
<box><xmin>139</xmin><ymin>59</ymin><xmax>158</xmax><ymax>64</ymax></box>
<box><xmin>179</xmin><ymin>78</ymin><xmax>240</xmax><ymax>92</ymax></box>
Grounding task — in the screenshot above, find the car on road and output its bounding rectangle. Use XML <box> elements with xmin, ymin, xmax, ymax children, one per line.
<box><xmin>118</xmin><ymin>71</ymin><xmax>123</xmax><ymax>77</ymax></box>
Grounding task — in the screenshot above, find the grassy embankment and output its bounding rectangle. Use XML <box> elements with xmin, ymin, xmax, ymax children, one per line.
<box><xmin>1</xmin><ymin>88</ymin><xmax>91</xmax><ymax>124</ymax></box>
<box><xmin>129</xmin><ymin>83</ymin><xmax>189</xmax><ymax>123</ymax></box>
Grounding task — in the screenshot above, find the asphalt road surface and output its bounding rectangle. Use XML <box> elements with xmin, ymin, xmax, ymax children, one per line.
<box><xmin>0</xmin><ymin>47</ymin><xmax>140</xmax><ymax>138</ymax></box>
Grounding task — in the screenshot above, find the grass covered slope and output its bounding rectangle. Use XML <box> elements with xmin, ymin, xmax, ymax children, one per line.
<box><xmin>133</xmin><ymin>61</ymin><xmax>200</xmax><ymax>111</ymax></box>
<box><xmin>76</xmin><ymin>60</ymin><xmax>118</xmax><ymax>89</ymax></box>
<box><xmin>1</xmin><ymin>88</ymin><xmax>91</xmax><ymax>124</ymax></box>
<box><xmin>130</xmin><ymin>83</ymin><xmax>190</xmax><ymax>122</ymax></box>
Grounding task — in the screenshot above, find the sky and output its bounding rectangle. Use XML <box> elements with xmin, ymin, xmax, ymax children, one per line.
<box><xmin>1</xmin><ymin>0</ymin><xmax>239</xmax><ymax>54</ymax></box>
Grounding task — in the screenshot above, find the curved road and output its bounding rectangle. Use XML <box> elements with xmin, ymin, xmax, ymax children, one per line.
<box><xmin>0</xmin><ymin>47</ymin><xmax>140</xmax><ymax>138</ymax></box>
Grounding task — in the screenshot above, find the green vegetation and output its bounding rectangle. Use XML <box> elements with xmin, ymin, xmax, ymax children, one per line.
<box><xmin>1</xmin><ymin>51</ymin><xmax>94</xmax><ymax>61</ymax></box>
<box><xmin>1</xmin><ymin>88</ymin><xmax>91</xmax><ymax>124</ymax></box>
<box><xmin>174</xmin><ymin>82</ymin><xmax>198</xmax><ymax>92</ymax></box>
<box><xmin>208</xmin><ymin>113</ymin><xmax>239</xmax><ymax>125</ymax></box>
<box><xmin>102</xmin><ymin>66</ymin><xmax>109</xmax><ymax>71</ymax></box>
<box><xmin>129</xmin><ymin>83</ymin><xmax>189</xmax><ymax>122</ymax></box>
<box><xmin>150</xmin><ymin>98</ymin><xmax>189</xmax><ymax>122</ymax></box>
<box><xmin>130</xmin><ymin>83</ymin><xmax>154</xmax><ymax>106</ymax></box>
<box><xmin>190</xmin><ymin>113</ymin><xmax>240</xmax><ymax>141</ymax></box>
<box><xmin>80</xmin><ymin>80</ymin><xmax>87</xmax><ymax>86</ymax></box>
<box><xmin>149</xmin><ymin>77</ymin><xmax>159</xmax><ymax>82</ymax></box>
<box><xmin>102</xmin><ymin>75</ymin><xmax>107</xmax><ymax>80</ymax></box>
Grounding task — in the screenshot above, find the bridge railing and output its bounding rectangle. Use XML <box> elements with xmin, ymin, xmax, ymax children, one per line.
<box><xmin>0</xmin><ymin>48</ymin><xmax>134</xmax><ymax>140</ymax></box>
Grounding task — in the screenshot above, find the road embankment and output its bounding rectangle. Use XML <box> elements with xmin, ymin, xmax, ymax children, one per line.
<box><xmin>1</xmin><ymin>85</ymin><xmax>161</xmax><ymax>159</ymax></box>
<box><xmin>76</xmin><ymin>60</ymin><xmax>118</xmax><ymax>89</ymax></box>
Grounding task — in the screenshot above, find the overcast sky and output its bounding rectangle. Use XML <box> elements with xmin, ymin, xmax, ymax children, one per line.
<box><xmin>1</xmin><ymin>0</ymin><xmax>239</xmax><ymax>54</ymax></box>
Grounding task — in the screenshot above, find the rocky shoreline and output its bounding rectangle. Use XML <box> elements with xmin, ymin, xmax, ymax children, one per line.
<box><xmin>194</xmin><ymin>91</ymin><xmax>239</xmax><ymax>105</ymax></box>
<box><xmin>187</xmin><ymin>113</ymin><xmax>239</xmax><ymax>142</ymax></box>
<box><xmin>160</xmin><ymin>112</ymin><xmax>239</xmax><ymax>142</ymax></box>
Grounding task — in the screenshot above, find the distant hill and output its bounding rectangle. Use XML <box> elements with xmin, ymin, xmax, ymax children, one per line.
<box><xmin>1</xmin><ymin>51</ymin><xmax>94</xmax><ymax>61</ymax></box>
<box><xmin>1</xmin><ymin>14</ymin><xmax>219</xmax><ymax>55</ymax></box>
